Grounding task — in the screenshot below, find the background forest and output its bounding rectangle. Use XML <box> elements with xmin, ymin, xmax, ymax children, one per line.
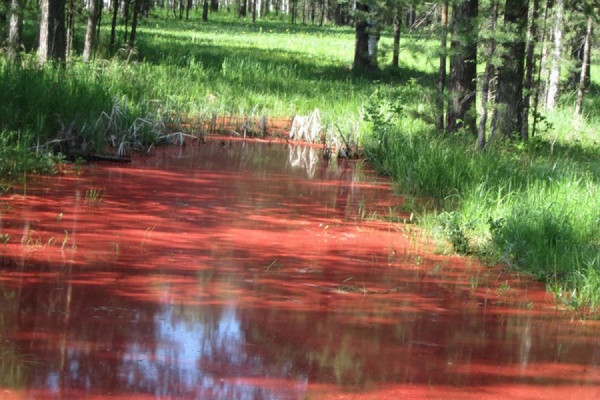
<box><xmin>1</xmin><ymin>0</ymin><xmax>599</xmax><ymax>310</ymax></box>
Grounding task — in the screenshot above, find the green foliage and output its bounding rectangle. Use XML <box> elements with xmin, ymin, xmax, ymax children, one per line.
<box><xmin>0</xmin><ymin>130</ymin><xmax>62</xmax><ymax>182</ymax></box>
<box><xmin>363</xmin><ymin>84</ymin><xmax>600</xmax><ymax>310</ymax></box>
<box><xmin>437</xmin><ymin>212</ymin><xmax>473</xmax><ymax>255</ymax></box>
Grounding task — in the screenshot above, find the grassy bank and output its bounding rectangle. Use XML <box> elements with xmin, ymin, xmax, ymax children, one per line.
<box><xmin>2</xmin><ymin>11</ymin><xmax>599</xmax><ymax>310</ymax></box>
<box><xmin>362</xmin><ymin>83</ymin><xmax>600</xmax><ymax>311</ymax></box>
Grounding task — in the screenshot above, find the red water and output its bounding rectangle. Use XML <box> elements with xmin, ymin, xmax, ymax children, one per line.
<box><xmin>0</xmin><ymin>139</ymin><xmax>598</xmax><ymax>400</ymax></box>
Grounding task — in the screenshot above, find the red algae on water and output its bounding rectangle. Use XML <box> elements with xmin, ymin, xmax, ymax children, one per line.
<box><xmin>0</xmin><ymin>139</ymin><xmax>597</xmax><ymax>400</ymax></box>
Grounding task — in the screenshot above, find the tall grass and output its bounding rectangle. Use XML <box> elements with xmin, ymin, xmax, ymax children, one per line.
<box><xmin>363</xmin><ymin>80</ymin><xmax>600</xmax><ymax>311</ymax></box>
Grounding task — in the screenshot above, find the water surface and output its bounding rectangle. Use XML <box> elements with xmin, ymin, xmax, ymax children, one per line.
<box><xmin>0</xmin><ymin>139</ymin><xmax>598</xmax><ymax>399</ymax></box>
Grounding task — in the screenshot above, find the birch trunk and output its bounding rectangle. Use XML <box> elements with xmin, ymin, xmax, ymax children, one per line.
<box><xmin>575</xmin><ymin>16</ymin><xmax>593</xmax><ymax>116</ymax></box>
<box><xmin>545</xmin><ymin>0</ymin><xmax>563</xmax><ymax>111</ymax></box>
<box><xmin>7</xmin><ymin>0</ymin><xmax>24</xmax><ymax>63</ymax></box>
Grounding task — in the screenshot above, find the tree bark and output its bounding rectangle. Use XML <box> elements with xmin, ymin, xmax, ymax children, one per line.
<box><xmin>109</xmin><ymin>0</ymin><xmax>119</xmax><ymax>51</ymax></box>
<box><xmin>128</xmin><ymin>0</ymin><xmax>140</xmax><ymax>49</ymax></box>
<box><xmin>83</xmin><ymin>0</ymin><xmax>101</xmax><ymax>62</ymax></box>
<box><xmin>491</xmin><ymin>0</ymin><xmax>528</xmax><ymax>139</ymax></box>
<box><xmin>391</xmin><ymin>9</ymin><xmax>401</xmax><ymax>68</ymax></box>
<box><xmin>7</xmin><ymin>0</ymin><xmax>24</xmax><ymax>63</ymax></box>
<box><xmin>367</xmin><ymin>8</ymin><xmax>380</xmax><ymax>68</ymax></box>
<box><xmin>38</xmin><ymin>0</ymin><xmax>67</xmax><ymax>64</ymax></box>
<box><xmin>65</xmin><ymin>0</ymin><xmax>74</xmax><ymax>59</ymax></box>
<box><xmin>446</xmin><ymin>0</ymin><xmax>478</xmax><ymax>135</ymax></box>
<box><xmin>531</xmin><ymin>0</ymin><xmax>550</xmax><ymax>139</ymax></box>
<box><xmin>202</xmin><ymin>0</ymin><xmax>209</xmax><ymax>21</ymax></box>
<box><xmin>123</xmin><ymin>0</ymin><xmax>131</xmax><ymax>44</ymax></box>
<box><xmin>521</xmin><ymin>0</ymin><xmax>539</xmax><ymax>140</ymax></box>
<box><xmin>477</xmin><ymin>0</ymin><xmax>498</xmax><ymax>149</ymax></box>
<box><xmin>352</xmin><ymin>2</ymin><xmax>371</xmax><ymax>71</ymax></box>
<box><xmin>436</xmin><ymin>1</ymin><xmax>447</xmax><ymax>132</ymax></box>
<box><xmin>575</xmin><ymin>15</ymin><xmax>593</xmax><ymax>116</ymax></box>
<box><xmin>545</xmin><ymin>0</ymin><xmax>563</xmax><ymax>111</ymax></box>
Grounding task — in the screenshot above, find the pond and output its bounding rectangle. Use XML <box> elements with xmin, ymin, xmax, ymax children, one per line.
<box><xmin>0</xmin><ymin>139</ymin><xmax>598</xmax><ymax>399</ymax></box>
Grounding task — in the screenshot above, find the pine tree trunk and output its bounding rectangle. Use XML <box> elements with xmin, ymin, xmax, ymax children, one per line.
<box><xmin>446</xmin><ymin>0</ymin><xmax>478</xmax><ymax>135</ymax></box>
<box><xmin>545</xmin><ymin>0</ymin><xmax>563</xmax><ymax>111</ymax></box>
<box><xmin>352</xmin><ymin>2</ymin><xmax>370</xmax><ymax>71</ymax></box>
<box><xmin>83</xmin><ymin>0</ymin><xmax>100</xmax><ymax>62</ymax></box>
<box><xmin>109</xmin><ymin>0</ymin><xmax>119</xmax><ymax>51</ymax></box>
<box><xmin>202</xmin><ymin>0</ymin><xmax>209</xmax><ymax>21</ymax></box>
<box><xmin>65</xmin><ymin>0</ymin><xmax>74</xmax><ymax>58</ymax></box>
<box><xmin>575</xmin><ymin>16</ymin><xmax>593</xmax><ymax>116</ymax></box>
<box><xmin>531</xmin><ymin>0</ymin><xmax>550</xmax><ymax>139</ymax></box>
<box><xmin>367</xmin><ymin>11</ymin><xmax>380</xmax><ymax>68</ymax></box>
<box><xmin>391</xmin><ymin>9</ymin><xmax>401</xmax><ymax>68</ymax></box>
<box><xmin>7</xmin><ymin>0</ymin><xmax>24</xmax><ymax>63</ymax></box>
<box><xmin>128</xmin><ymin>0</ymin><xmax>140</xmax><ymax>49</ymax></box>
<box><xmin>319</xmin><ymin>0</ymin><xmax>325</xmax><ymax>25</ymax></box>
<box><xmin>38</xmin><ymin>0</ymin><xmax>67</xmax><ymax>64</ymax></box>
<box><xmin>185</xmin><ymin>0</ymin><xmax>191</xmax><ymax>20</ymax></box>
<box><xmin>96</xmin><ymin>0</ymin><xmax>103</xmax><ymax>36</ymax></box>
<box><xmin>520</xmin><ymin>0</ymin><xmax>539</xmax><ymax>140</ymax></box>
<box><xmin>477</xmin><ymin>0</ymin><xmax>498</xmax><ymax>149</ymax></box>
<box><xmin>491</xmin><ymin>0</ymin><xmax>528</xmax><ymax>139</ymax></box>
<box><xmin>436</xmin><ymin>1</ymin><xmax>448</xmax><ymax>132</ymax></box>
<box><xmin>123</xmin><ymin>0</ymin><xmax>130</xmax><ymax>43</ymax></box>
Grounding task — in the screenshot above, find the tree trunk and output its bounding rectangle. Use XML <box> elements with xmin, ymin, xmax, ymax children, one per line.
<box><xmin>128</xmin><ymin>0</ymin><xmax>140</xmax><ymax>49</ymax></box>
<box><xmin>109</xmin><ymin>0</ymin><xmax>119</xmax><ymax>51</ymax></box>
<box><xmin>391</xmin><ymin>9</ymin><xmax>401</xmax><ymax>68</ymax></box>
<box><xmin>352</xmin><ymin>2</ymin><xmax>370</xmax><ymax>71</ymax></box>
<box><xmin>65</xmin><ymin>0</ymin><xmax>74</xmax><ymax>59</ymax></box>
<box><xmin>83</xmin><ymin>0</ymin><xmax>101</xmax><ymax>62</ymax></box>
<box><xmin>7</xmin><ymin>0</ymin><xmax>24</xmax><ymax>63</ymax></box>
<box><xmin>446</xmin><ymin>0</ymin><xmax>478</xmax><ymax>135</ymax></box>
<box><xmin>123</xmin><ymin>0</ymin><xmax>130</xmax><ymax>43</ymax></box>
<box><xmin>38</xmin><ymin>0</ymin><xmax>67</xmax><ymax>64</ymax></box>
<box><xmin>210</xmin><ymin>0</ymin><xmax>218</xmax><ymax>11</ymax></box>
<box><xmin>202</xmin><ymin>0</ymin><xmax>209</xmax><ymax>21</ymax></box>
<box><xmin>186</xmin><ymin>0</ymin><xmax>192</xmax><ymax>20</ymax></box>
<box><xmin>531</xmin><ymin>0</ymin><xmax>550</xmax><ymax>139</ymax></box>
<box><xmin>319</xmin><ymin>0</ymin><xmax>325</xmax><ymax>25</ymax></box>
<box><xmin>575</xmin><ymin>15</ymin><xmax>593</xmax><ymax>116</ymax></box>
<box><xmin>545</xmin><ymin>0</ymin><xmax>563</xmax><ymax>111</ymax></box>
<box><xmin>491</xmin><ymin>0</ymin><xmax>528</xmax><ymax>139</ymax></box>
<box><xmin>405</xmin><ymin>5</ymin><xmax>414</xmax><ymax>29</ymax></box>
<box><xmin>477</xmin><ymin>0</ymin><xmax>498</xmax><ymax>149</ymax></box>
<box><xmin>520</xmin><ymin>0</ymin><xmax>539</xmax><ymax>140</ymax></box>
<box><xmin>96</xmin><ymin>0</ymin><xmax>103</xmax><ymax>37</ymax></box>
<box><xmin>436</xmin><ymin>1</ymin><xmax>447</xmax><ymax>132</ymax></box>
<box><xmin>367</xmin><ymin>9</ymin><xmax>380</xmax><ymax>68</ymax></box>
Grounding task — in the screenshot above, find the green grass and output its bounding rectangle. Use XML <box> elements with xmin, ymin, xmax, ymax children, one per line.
<box><xmin>3</xmin><ymin>11</ymin><xmax>427</xmax><ymax>159</ymax></box>
<box><xmin>362</xmin><ymin>78</ymin><xmax>600</xmax><ymax>311</ymax></box>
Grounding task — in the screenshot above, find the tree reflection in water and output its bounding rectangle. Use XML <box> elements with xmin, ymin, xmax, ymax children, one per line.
<box><xmin>0</xmin><ymin>139</ymin><xmax>598</xmax><ymax>400</ymax></box>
